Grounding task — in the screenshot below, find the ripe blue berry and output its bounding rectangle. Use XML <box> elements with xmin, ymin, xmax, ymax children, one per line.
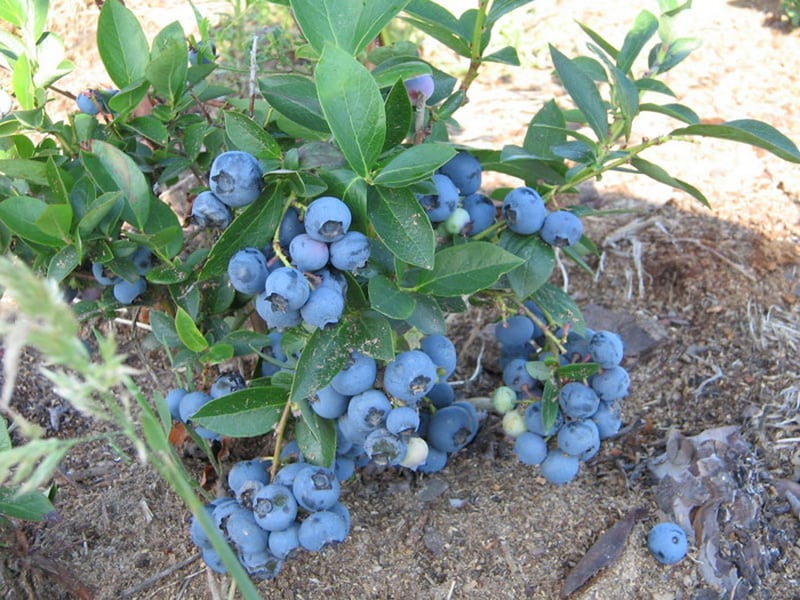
<box><xmin>591</xmin><ymin>402</ymin><xmax>622</xmax><ymax>439</ymax></box>
<box><xmin>420</xmin><ymin>334</ymin><xmax>457</xmax><ymax>382</ymax></box>
<box><xmin>463</xmin><ymin>193</ymin><xmax>495</xmax><ymax>235</ymax></box>
<box><xmin>364</xmin><ymin>428</ymin><xmax>407</xmax><ymax>466</ymax></box>
<box><xmin>347</xmin><ymin>389</ymin><xmax>392</xmax><ymax>431</ymax></box>
<box><xmin>329</xmin><ymin>231</ymin><xmax>371</xmax><ymax>271</ymax></box>
<box><xmin>589</xmin><ymin>331</ymin><xmax>624</xmax><ymax>368</ymax></box>
<box><xmin>540</xmin><ymin>449</ymin><xmax>580</xmax><ymax>485</ymax></box>
<box><xmin>226</xmin><ymin>507</ymin><xmax>270</xmax><ymax>554</ymax></box>
<box><xmin>201</xmin><ymin>547</ymin><xmax>227</xmax><ymax>573</ymax></box>
<box><xmin>300</xmin><ymin>284</ymin><xmax>345</xmax><ymax>328</ymax></box>
<box><xmin>502</xmin><ymin>187</ymin><xmax>546</xmax><ymax>234</ymax></box>
<box><xmin>304</xmin><ymin>196</ymin><xmax>351</xmax><ymax>243</ymax></box>
<box><xmin>209</xmin><ymin>150</ymin><xmax>263</xmax><ymax>208</ymax></box>
<box><xmin>297</xmin><ymin>510</ymin><xmax>348</xmax><ymax>552</ymax></box>
<box><xmin>227</xmin><ymin>458</ymin><xmax>271</xmax><ymax>494</ymax></box>
<box><xmin>539</xmin><ymin>210</ymin><xmax>583</xmax><ymax>247</ymax></box>
<box><xmin>514</xmin><ymin>431</ymin><xmax>547</xmax><ymax>465</ymax></box>
<box><xmin>113</xmin><ymin>277</ymin><xmax>146</xmax><ymax>304</ymax></box>
<box><xmin>386</xmin><ymin>406</ymin><xmax>421</xmax><ymax>436</ymax></box>
<box><xmin>523</xmin><ymin>401</ymin><xmax>563</xmax><ymax>437</ymax></box>
<box><xmin>558</xmin><ymin>382</ymin><xmax>600</xmax><ymax>419</ymax></box>
<box><xmin>268</xmin><ymin>522</ymin><xmax>300</xmax><ymax>559</ymax></box>
<box><xmin>439</xmin><ymin>152</ymin><xmax>482</xmax><ymax>195</ymax></box>
<box><xmin>495</xmin><ymin>315</ymin><xmax>536</xmax><ymax>347</ymax></box>
<box><xmin>383</xmin><ymin>350</ymin><xmax>438</xmax><ymax>404</ymax></box>
<box><xmin>91</xmin><ymin>262</ymin><xmax>118</xmax><ymax>286</ymax></box>
<box><xmin>427</xmin><ymin>404</ymin><xmax>478</xmax><ymax>453</ymax></box>
<box><xmin>309</xmin><ymin>385</ymin><xmax>349</xmax><ymax>420</ymax></box>
<box><xmin>191</xmin><ymin>191</ymin><xmax>232</xmax><ymax>229</ymax></box>
<box><xmin>131</xmin><ymin>246</ymin><xmax>152</xmax><ymax>276</ymax></box>
<box><xmin>426</xmin><ymin>381</ymin><xmax>455</xmax><ymax>408</ymax></box>
<box><xmin>404</xmin><ymin>74</ymin><xmax>435</xmax><ymax>103</ymax></box>
<box><xmin>240</xmin><ymin>549</ymin><xmax>283</xmax><ymax>580</ymax></box>
<box><xmin>165</xmin><ymin>388</ymin><xmax>187</xmax><ymax>422</ymax></box>
<box><xmin>418</xmin><ymin>446</ymin><xmax>448</xmax><ymax>473</ymax></box>
<box><xmin>502</xmin><ymin>358</ymin><xmax>536</xmax><ymax>393</ymax></box>
<box><xmin>210</xmin><ymin>372</ymin><xmax>246</xmax><ymax>399</ymax></box>
<box><xmin>279</xmin><ymin>207</ymin><xmax>305</xmax><ymax>248</ymax></box>
<box><xmin>331</xmin><ymin>352</ymin><xmax>377</xmax><ymax>396</ymax></box>
<box><xmin>591</xmin><ymin>366</ymin><xmax>630</xmax><ymax>402</ymax></box>
<box><xmin>647</xmin><ymin>522</ymin><xmax>688</xmax><ymax>565</ymax></box>
<box><xmin>227</xmin><ymin>248</ymin><xmax>270</xmax><ymax>295</ymax></box>
<box><xmin>252</xmin><ymin>484</ymin><xmax>298</xmax><ymax>531</ymax></box>
<box><xmin>289</xmin><ymin>233</ymin><xmax>330</xmax><ymax>272</ymax></box>
<box><xmin>418</xmin><ymin>174</ymin><xmax>459</xmax><ymax>223</ymax></box>
<box><xmin>292</xmin><ymin>466</ymin><xmax>340</xmax><ymax>512</ymax></box>
<box><xmin>264</xmin><ymin>267</ymin><xmax>310</xmax><ymax>311</ymax></box>
<box><xmin>272</xmin><ymin>462</ymin><xmax>308</xmax><ymax>488</ymax></box>
<box><xmin>76</xmin><ymin>90</ymin><xmax>105</xmax><ymax>115</ymax></box>
<box><xmin>556</xmin><ymin>419</ymin><xmax>601</xmax><ymax>461</ymax></box>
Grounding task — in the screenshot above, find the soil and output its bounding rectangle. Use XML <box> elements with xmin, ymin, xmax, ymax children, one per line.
<box><xmin>2</xmin><ymin>1</ymin><xmax>800</xmax><ymax>599</ymax></box>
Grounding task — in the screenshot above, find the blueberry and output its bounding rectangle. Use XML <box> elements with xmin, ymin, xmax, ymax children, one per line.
<box><xmin>165</xmin><ymin>388</ymin><xmax>188</xmax><ymax>422</ymax></box>
<box><xmin>279</xmin><ymin>439</ymin><xmax>304</xmax><ymax>463</ymax></box>
<box><xmin>192</xmin><ymin>191</ymin><xmax>232</xmax><ymax>228</ymax></box>
<box><xmin>502</xmin><ymin>186</ymin><xmax>546</xmax><ymax>234</ymax></box>
<box><xmin>539</xmin><ymin>210</ymin><xmax>583</xmax><ymax>247</ymax></box>
<box><xmin>329</xmin><ymin>231</ymin><xmax>371</xmax><ymax>271</ymax></box>
<box><xmin>383</xmin><ymin>350</ymin><xmax>438</xmax><ymax>403</ymax></box>
<box><xmin>225</xmin><ymin>507</ymin><xmax>270</xmax><ymax>553</ymax></box>
<box><xmin>209</xmin><ymin>151</ymin><xmax>263</xmax><ymax>208</ymax></box>
<box><xmin>292</xmin><ymin>466</ymin><xmax>340</xmax><ymax>512</ymax></box>
<box><xmin>589</xmin><ymin>331</ymin><xmax>624</xmax><ymax>369</ymax></box>
<box><xmin>417</xmin><ymin>173</ymin><xmax>458</xmax><ymax>223</ymax></box>
<box><xmin>556</xmin><ymin>419</ymin><xmax>600</xmax><ymax>461</ymax></box>
<box><xmin>272</xmin><ymin>462</ymin><xmax>308</xmax><ymax>488</ymax></box>
<box><xmin>558</xmin><ymin>382</ymin><xmax>600</xmax><ymax>419</ymax></box>
<box><xmin>420</xmin><ymin>334</ymin><xmax>457</xmax><ymax>382</ymax></box>
<box><xmin>235</xmin><ymin>479</ymin><xmax>264</xmax><ymax>510</ymax></box>
<box><xmin>226</xmin><ymin>248</ymin><xmax>269</xmax><ymax>295</ymax></box>
<box><xmin>91</xmin><ymin>262</ymin><xmax>119</xmax><ymax>286</ymax></box>
<box><xmin>331</xmin><ymin>352</ymin><xmax>377</xmax><ymax>396</ymax></box>
<box><xmin>495</xmin><ymin>315</ymin><xmax>536</xmax><ymax>347</ymax></box>
<box><xmin>240</xmin><ymin>549</ymin><xmax>283</xmax><ymax>580</ymax></box>
<box><xmin>427</xmin><ymin>403</ymin><xmax>477</xmax><ymax>453</ymax></box>
<box><xmin>364</xmin><ymin>428</ymin><xmax>407</xmax><ymax>466</ymax></box>
<box><xmin>309</xmin><ymin>385</ymin><xmax>349</xmax><ymax>419</ymax></box>
<box><xmin>189</xmin><ymin>501</ymin><xmax>219</xmax><ymax>550</ymax></box>
<box><xmin>279</xmin><ymin>207</ymin><xmax>305</xmax><ymax>249</ymax></box>
<box><xmin>210</xmin><ymin>372</ymin><xmax>246</xmax><ymax>399</ymax></box>
<box><xmin>514</xmin><ymin>431</ymin><xmax>548</xmax><ymax>465</ymax></box>
<box><xmin>347</xmin><ymin>389</ymin><xmax>392</xmax><ymax>431</ymax></box>
<box><xmin>131</xmin><ymin>246</ymin><xmax>152</xmax><ymax>276</ymax></box>
<box><xmin>289</xmin><ymin>233</ymin><xmax>330</xmax><ymax>272</ymax></box>
<box><xmin>76</xmin><ymin>90</ymin><xmax>102</xmax><ymax>115</ymax></box>
<box><xmin>426</xmin><ymin>381</ymin><xmax>455</xmax><ymax>408</ymax></box>
<box><xmin>439</xmin><ymin>152</ymin><xmax>482</xmax><ymax>196</ymax></box>
<box><xmin>417</xmin><ymin>446</ymin><xmax>448</xmax><ymax>473</ymax></box>
<box><xmin>502</xmin><ymin>358</ymin><xmax>536</xmax><ymax>393</ymax></box>
<box><xmin>647</xmin><ymin>522</ymin><xmax>688</xmax><ymax>565</ymax></box>
<box><xmin>260</xmin><ymin>332</ymin><xmax>288</xmax><ymax>377</ymax></box>
<box><xmin>227</xmin><ymin>458</ymin><xmax>271</xmax><ymax>494</ymax></box>
<box><xmin>264</xmin><ymin>267</ymin><xmax>310</xmax><ymax>311</ymax></box>
<box><xmin>201</xmin><ymin>547</ymin><xmax>227</xmax><ymax>573</ymax></box>
<box><xmin>252</xmin><ymin>484</ymin><xmax>298</xmax><ymax>531</ymax></box>
<box><xmin>463</xmin><ymin>193</ymin><xmax>495</xmax><ymax>235</ymax></box>
<box><xmin>591</xmin><ymin>402</ymin><xmax>622</xmax><ymax>439</ymax></box>
<box><xmin>304</xmin><ymin>196</ymin><xmax>351</xmax><ymax>243</ymax></box>
<box><xmin>268</xmin><ymin>522</ymin><xmax>300</xmax><ymax>559</ymax></box>
<box><xmin>336</xmin><ymin>413</ymin><xmax>371</xmax><ymax>446</ymax></box>
<box><xmin>113</xmin><ymin>277</ymin><xmax>146</xmax><ymax>304</ymax></box>
<box><xmin>561</xmin><ymin>329</ymin><xmax>593</xmax><ymax>363</ymax></box>
<box><xmin>300</xmin><ymin>284</ymin><xmax>345</xmax><ymax>328</ymax></box>
<box><xmin>404</xmin><ymin>74</ymin><xmax>435</xmax><ymax>103</ymax></box>
<box><xmin>334</xmin><ymin>456</ymin><xmax>356</xmax><ymax>481</ymax></box>
<box><xmin>540</xmin><ymin>449</ymin><xmax>580</xmax><ymax>485</ymax></box>
<box><xmin>523</xmin><ymin>401</ymin><xmax>562</xmax><ymax>437</ymax></box>
<box><xmin>591</xmin><ymin>366</ymin><xmax>630</xmax><ymax>402</ymax></box>
<box><xmin>255</xmin><ymin>292</ymin><xmax>302</xmax><ymax>330</ymax></box>
<box><xmin>178</xmin><ymin>391</ymin><xmax>213</xmax><ymax>424</ymax></box>
<box><xmin>189</xmin><ymin>40</ymin><xmax>216</xmax><ymax>65</ymax></box>
<box><xmin>329</xmin><ymin>501</ymin><xmax>351</xmax><ymax>535</ymax></box>
<box><xmin>297</xmin><ymin>510</ymin><xmax>348</xmax><ymax>552</ymax></box>
<box><xmin>386</xmin><ymin>406</ymin><xmax>420</xmax><ymax>436</ymax></box>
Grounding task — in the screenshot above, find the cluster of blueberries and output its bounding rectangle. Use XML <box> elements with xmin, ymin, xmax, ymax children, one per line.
<box><xmin>90</xmin><ymin>245</ymin><xmax>152</xmax><ymax>304</ymax></box>
<box><xmin>419</xmin><ymin>151</ymin><xmax>584</xmax><ymax>248</ymax></box>
<box><xmin>190</xmin><ymin>456</ymin><xmax>351</xmax><ymax>579</ymax></box>
<box><xmin>492</xmin><ymin>309</ymin><xmax>629</xmax><ymax>485</ymax></box>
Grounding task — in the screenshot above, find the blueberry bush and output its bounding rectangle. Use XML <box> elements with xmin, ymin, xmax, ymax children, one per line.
<box><xmin>1</xmin><ymin>0</ymin><xmax>799</xmax><ymax>593</ymax></box>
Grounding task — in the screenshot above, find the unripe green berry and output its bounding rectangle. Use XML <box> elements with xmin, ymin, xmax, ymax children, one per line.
<box><xmin>502</xmin><ymin>411</ymin><xmax>527</xmax><ymax>438</ymax></box>
<box><xmin>443</xmin><ymin>207</ymin><xmax>471</xmax><ymax>235</ymax></box>
<box><xmin>492</xmin><ymin>386</ymin><xmax>517</xmax><ymax>414</ymax></box>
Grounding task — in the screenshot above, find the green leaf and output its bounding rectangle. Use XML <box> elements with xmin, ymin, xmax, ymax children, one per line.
<box><xmin>350</xmin><ymin>311</ymin><xmax>395</xmax><ymax>361</ymax></box>
<box><xmin>0</xmin><ymin>488</ymin><xmax>55</xmax><ymax>521</ymax></box>
<box><xmin>223</xmin><ymin>111</ymin><xmax>282</xmax><ymax>160</ymax></box>
<box><xmin>48</xmin><ymin>246</ymin><xmax>81</xmax><ymax>282</ymax></box>
<box><xmin>526</xmin><ymin>360</ymin><xmax>553</xmax><ymax>382</ymax></box>
<box><xmin>0</xmin><ymin>417</ymin><xmax>10</xmax><ymax>451</ymax></box>
<box><xmin>523</xmin><ymin>100</ymin><xmax>567</xmax><ymax>158</ymax></box>
<box><xmin>630</xmin><ymin>156</ymin><xmax>709</xmax><ymax>206</ymax></box>
<box><xmin>639</xmin><ymin>102</ymin><xmax>698</xmax><ymax>125</ymax></box>
<box><xmin>35</xmin><ymin>203</ymin><xmax>73</xmax><ymax>241</ymax></box>
<box><xmin>405</xmin><ymin>293</ymin><xmax>445</xmax><ymax>334</ymax></box>
<box><xmin>532</xmin><ymin>283</ymin><xmax>587</xmax><ymax>336</ymax></box>
<box><xmin>106</xmin><ymin>80</ymin><xmax>150</xmax><ymax>118</ymax></box>
<box><xmin>97</xmin><ymin>0</ymin><xmax>150</xmax><ymax>88</ymax></box>
<box><xmin>175</xmin><ymin>306</ymin><xmax>208</xmax><ymax>352</ymax></box>
<box><xmin>371</xmin><ymin>58</ymin><xmax>430</xmax><ymax>90</ymax></box>
<box><xmin>192</xmin><ymin>387</ymin><xmax>286</xmax><ymax>437</ymax></box>
<box><xmin>90</xmin><ymin>141</ymin><xmax>151</xmax><ymax>229</ymax></box>
<box><xmin>575</xmin><ymin>21</ymin><xmax>618</xmax><ymax>60</ymax></box>
<box><xmin>541</xmin><ymin>379</ymin><xmax>559</xmax><ymax>434</ymax></box>
<box><xmin>316</xmin><ymin>45</ymin><xmax>386</xmax><ymax>177</ymax></box>
<box><xmin>295</xmin><ymin>398</ymin><xmax>337</xmax><ymax>467</ymax></box>
<box><xmin>124</xmin><ymin>116</ymin><xmax>169</xmax><ymax>145</ymax></box>
<box><xmin>290</xmin><ymin>326</ymin><xmax>352</xmax><ymax>403</ymax></box>
<box><xmin>367</xmin><ymin>186</ymin><xmax>435</xmax><ymax>269</ymax></box>
<box><xmin>403</xmin><ymin>2</ymin><xmax>471</xmax><ymax>57</ymax></box>
<box><xmin>383</xmin><ymin>80</ymin><xmax>413</xmax><ymax>151</ymax></box>
<box><xmin>634</xmin><ymin>78</ymin><xmax>675</xmax><ymax>97</ymax></box>
<box><xmin>150</xmin><ymin>309</ymin><xmax>181</xmax><ymax>348</ymax></box>
<box><xmin>616</xmin><ymin>10</ymin><xmax>659</xmax><ymax>74</ymax></box>
<box><xmin>259</xmin><ymin>74</ymin><xmax>329</xmax><ymax>133</ymax></box>
<box><xmin>483</xmin><ymin>46</ymin><xmax>520</xmax><ymax>66</ymax></box>
<box><xmin>146</xmin><ymin>22</ymin><xmax>188</xmax><ymax>106</ymax></box>
<box><xmin>289</xmin><ymin>0</ymin><xmax>361</xmax><ymax>54</ymax></box>
<box><xmin>353</xmin><ymin>0</ymin><xmax>412</xmax><ymax>54</ymax></box>
<box><xmin>78</xmin><ymin>191</ymin><xmax>124</xmax><ymax>237</ymax></box>
<box><xmin>0</xmin><ymin>196</ymin><xmax>62</xmax><ymax>246</ymax></box>
<box><xmin>549</xmin><ymin>45</ymin><xmax>608</xmax><ymax>140</ymax></box>
<box><xmin>11</xmin><ymin>54</ymin><xmax>35</xmax><ymax>110</ymax></box>
<box><xmin>368</xmin><ymin>274</ymin><xmax>416</xmax><ymax>319</ymax></box>
<box><xmin>142</xmin><ymin>197</ymin><xmax>182</xmax><ymax>258</ymax></box>
<box><xmin>499</xmin><ymin>231</ymin><xmax>555</xmax><ymax>299</ymax></box>
<box><xmin>588</xmin><ymin>46</ymin><xmax>639</xmax><ymax>128</ymax></box>
<box><xmin>671</xmin><ymin>119</ymin><xmax>800</xmax><ymax>164</ymax></box>
<box><xmin>0</xmin><ymin>158</ymin><xmax>48</xmax><ymax>185</ymax></box>
<box><xmin>198</xmin><ymin>186</ymin><xmax>283</xmax><ymax>281</ymax></box>
<box><xmin>649</xmin><ymin>37</ymin><xmax>701</xmax><ymax>74</ymax></box>
<box><xmin>374</xmin><ymin>144</ymin><xmax>456</xmax><ymax>187</ymax></box>
<box><xmin>415</xmin><ymin>243</ymin><xmax>523</xmax><ymax>297</ymax></box>
<box><xmin>487</xmin><ymin>0</ymin><xmax>536</xmax><ymax>25</ymax></box>
<box><xmin>556</xmin><ymin>362</ymin><xmax>600</xmax><ymax>381</ymax></box>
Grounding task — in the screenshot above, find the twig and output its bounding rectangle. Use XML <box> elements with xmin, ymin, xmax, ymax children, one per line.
<box><xmin>248</xmin><ymin>35</ymin><xmax>258</xmax><ymax>119</ymax></box>
<box><xmin>119</xmin><ymin>553</ymin><xmax>201</xmax><ymax>598</ymax></box>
